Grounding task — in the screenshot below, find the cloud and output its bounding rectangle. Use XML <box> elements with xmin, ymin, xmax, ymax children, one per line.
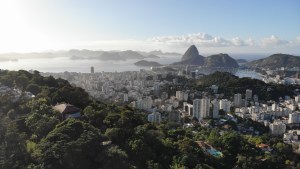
<box><xmin>149</xmin><ymin>33</ymin><xmax>259</xmax><ymax>48</ymax></box>
<box><xmin>295</xmin><ymin>36</ymin><xmax>300</xmax><ymax>43</ymax></box>
<box><xmin>231</xmin><ymin>37</ymin><xmax>245</xmax><ymax>46</ymax></box>
<box><xmin>150</xmin><ymin>33</ymin><xmax>235</xmax><ymax>47</ymax></box>
<box><xmin>261</xmin><ymin>35</ymin><xmax>288</xmax><ymax>46</ymax></box>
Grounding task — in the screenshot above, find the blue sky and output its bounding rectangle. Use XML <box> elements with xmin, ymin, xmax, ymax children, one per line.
<box><xmin>0</xmin><ymin>0</ymin><xmax>299</xmax><ymax>54</ymax></box>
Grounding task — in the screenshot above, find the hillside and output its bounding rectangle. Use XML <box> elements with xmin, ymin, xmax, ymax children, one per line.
<box><xmin>205</xmin><ymin>54</ymin><xmax>239</xmax><ymax>68</ymax></box>
<box><xmin>246</xmin><ymin>53</ymin><xmax>300</xmax><ymax>69</ymax></box>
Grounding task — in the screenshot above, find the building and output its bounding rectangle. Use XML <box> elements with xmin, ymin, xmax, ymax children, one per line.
<box><xmin>184</xmin><ymin>102</ymin><xmax>193</xmax><ymax>116</ymax></box>
<box><xmin>200</xmin><ymin>97</ymin><xmax>210</xmax><ymax>119</ymax></box>
<box><xmin>288</xmin><ymin>112</ymin><xmax>300</xmax><ymax>124</ymax></box>
<box><xmin>91</xmin><ymin>66</ymin><xmax>94</xmax><ymax>73</ymax></box>
<box><xmin>272</xmin><ymin>103</ymin><xmax>278</xmax><ymax>111</ymax></box>
<box><xmin>269</xmin><ymin>120</ymin><xmax>286</xmax><ymax>135</ymax></box>
<box><xmin>123</xmin><ymin>93</ymin><xmax>128</xmax><ymax>102</ymax></box>
<box><xmin>193</xmin><ymin>99</ymin><xmax>201</xmax><ymax>120</ymax></box>
<box><xmin>53</xmin><ymin>103</ymin><xmax>81</xmax><ymax>119</ymax></box>
<box><xmin>148</xmin><ymin>112</ymin><xmax>161</xmax><ymax>123</ymax></box>
<box><xmin>245</xmin><ymin>89</ymin><xmax>252</xmax><ymax>101</ymax></box>
<box><xmin>234</xmin><ymin>93</ymin><xmax>242</xmax><ymax>107</ymax></box>
<box><xmin>212</xmin><ymin>99</ymin><xmax>219</xmax><ymax>118</ymax></box>
<box><xmin>219</xmin><ymin>99</ymin><xmax>231</xmax><ymax>113</ymax></box>
<box><xmin>295</xmin><ymin>95</ymin><xmax>300</xmax><ymax>103</ymax></box>
<box><xmin>153</xmin><ymin>83</ymin><xmax>160</xmax><ymax>96</ymax></box>
<box><xmin>176</xmin><ymin>91</ymin><xmax>184</xmax><ymax>101</ymax></box>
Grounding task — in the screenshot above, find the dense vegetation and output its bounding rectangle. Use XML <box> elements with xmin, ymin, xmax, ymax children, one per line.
<box><xmin>246</xmin><ymin>53</ymin><xmax>300</xmax><ymax>69</ymax></box>
<box><xmin>0</xmin><ymin>70</ymin><xmax>299</xmax><ymax>169</ymax></box>
<box><xmin>195</xmin><ymin>72</ymin><xmax>300</xmax><ymax>101</ymax></box>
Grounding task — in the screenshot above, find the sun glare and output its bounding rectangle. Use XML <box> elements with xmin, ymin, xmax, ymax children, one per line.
<box><xmin>0</xmin><ymin>0</ymin><xmax>57</xmax><ymax>53</ymax></box>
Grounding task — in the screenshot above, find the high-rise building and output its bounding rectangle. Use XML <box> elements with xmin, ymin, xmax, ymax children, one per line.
<box><xmin>148</xmin><ymin>112</ymin><xmax>161</xmax><ymax>123</ymax></box>
<box><xmin>91</xmin><ymin>66</ymin><xmax>94</xmax><ymax>73</ymax></box>
<box><xmin>123</xmin><ymin>93</ymin><xmax>128</xmax><ymax>102</ymax></box>
<box><xmin>219</xmin><ymin>99</ymin><xmax>231</xmax><ymax>113</ymax></box>
<box><xmin>200</xmin><ymin>97</ymin><xmax>210</xmax><ymax>119</ymax></box>
<box><xmin>183</xmin><ymin>102</ymin><xmax>193</xmax><ymax>116</ymax></box>
<box><xmin>212</xmin><ymin>99</ymin><xmax>219</xmax><ymax>118</ymax></box>
<box><xmin>193</xmin><ymin>99</ymin><xmax>201</xmax><ymax>120</ymax></box>
<box><xmin>153</xmin><ymin>83</ymin><xmax>160</xmax><ymax>96</ymax></box>
<box><xmin>234</xmin><ymin>93</ymin><xmax>242</xmax><ymax>107</ymax></box>
<box><xmin>245</xmin><ymin>89</ymin><xmax>252</xmax><ymax>101</ymax></box>
<box><xmin>269</xmin><ymin>120</ymin><xmax>286</xmax><ymax>135</ymax></box>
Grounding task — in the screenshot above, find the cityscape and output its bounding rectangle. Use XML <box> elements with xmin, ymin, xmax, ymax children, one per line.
<box><xmin>0</xmin><ymin>0</ymin><xmax>300</xmax><ymax>169</ymax></box>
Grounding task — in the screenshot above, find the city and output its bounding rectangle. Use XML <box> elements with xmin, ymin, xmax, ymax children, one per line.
<box><xmin>0</xmin><ymin>0</ymin><xmax>300</xmax><ymax>169</ymax></box>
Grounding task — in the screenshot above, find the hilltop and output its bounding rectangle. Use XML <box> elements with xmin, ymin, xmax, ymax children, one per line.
<box><xmin>246</xmin><ymin>53</ymin><xmax>300</xmax><ymax>69</ymax></box>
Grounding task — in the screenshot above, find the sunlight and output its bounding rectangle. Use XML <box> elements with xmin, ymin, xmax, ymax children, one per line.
<box><xmin>0</xmin><ymin>0</ymin><xmax>57</xmax><ymax>52</ymax></box>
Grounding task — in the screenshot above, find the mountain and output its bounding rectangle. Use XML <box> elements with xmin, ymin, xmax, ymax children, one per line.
<box><xmin>246</xmin><ymin>53</ymin><xmax>300</xmax><ymax>69</ymax></box>
<box><xmin>147</xmin><ymin>54</ymin><xmax>160</xmax><ymax>58</ymax></box>
<box><xmin>134</xmin><ymin>60</ymin><xmax>162</xmax><ymax>67</ymax></box>
<box><xmin>173</xmin><ymin>45</ymin><xmax>238</xmax><ymax>68</ymax></box>
<box><xmin>69</xmin><ymin>50</ymin><xmax>146</xmax><ymax>61</ymax></box>
<box><xmin>148</xmin><ymin>50</ymin><xmax>181</xmax><ymax>56</ymax></box>
<box><xmin>173</xmin><ymin>45</ymin><xmax>205</xmax><ymax>65</ymax></box>
<box><xmin>205</xmin><ymin>54</ymin><xmax>239</xmax><ymax>68</ymax></box>
<box><xmin>119</xmin><ymin>50</ymin><xmax>145</xmax><ymax>59</ymax></box>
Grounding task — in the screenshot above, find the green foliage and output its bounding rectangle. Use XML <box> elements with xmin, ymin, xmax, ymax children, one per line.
<box><xmin>0</xmin><ymin>69</ymin><xmax>299</xmax><ymax>169</ymax></box>
<box><xmin>33</xmin><ymin>118</ymin><xmax>106</xmax><ymax>169</ymax></box>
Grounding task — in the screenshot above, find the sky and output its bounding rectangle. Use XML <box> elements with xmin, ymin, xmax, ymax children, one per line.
<box><xmin>0</xmin><ymin>0</ymin><xmax>299</xmax><ymax>54</ymax></box>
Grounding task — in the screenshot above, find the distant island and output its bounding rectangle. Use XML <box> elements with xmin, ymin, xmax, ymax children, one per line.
<box><xmin>134</xmin><ymin>60</ymin><xmax>162</xmax><ymax>67</ymax></box>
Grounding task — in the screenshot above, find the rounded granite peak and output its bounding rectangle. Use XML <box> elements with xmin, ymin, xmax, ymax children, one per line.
<box><xmin>181</xmin><ymin>45</ymin><xmax>199</xmax><ymax>61</ymax></box>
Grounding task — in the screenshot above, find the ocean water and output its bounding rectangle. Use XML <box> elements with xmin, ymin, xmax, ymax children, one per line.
<box><xmin>0</xmin><ymin>56</ymin><xmax>180</xmax><ymax>73</ymax></box>
<box><xmin>0</xmin><ymin>56</ymin><xmax>262</xmax><ymax>79</ymax></box>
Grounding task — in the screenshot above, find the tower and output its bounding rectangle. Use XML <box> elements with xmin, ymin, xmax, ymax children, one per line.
<box><xmin>91</xmin><ymin>66</ymin><xmax>94</xmax><ymax>73</ymax></box>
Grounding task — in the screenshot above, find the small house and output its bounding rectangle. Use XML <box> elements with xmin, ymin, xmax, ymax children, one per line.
<box><xmin>53</xmin><ymin>103</ymin><xmax>81</xmax><ymax>119</ymax></box>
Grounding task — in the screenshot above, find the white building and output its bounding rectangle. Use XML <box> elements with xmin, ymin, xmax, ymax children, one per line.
<box><xmin>200</xmin><ymin>97</ymin><xmax>210</xmax><ymax>119</ymax></box>
<box><xmin>288</xmin><ymin>112</ymin><xmax>300</xmax><ymax>124</ymax></box>
<box><xmin>183</xmin><ymin>102</ymin><xmax>193</xmax><ymax>116</ymax></box>
<box><xmin>219</xmin><ymin>99</ymin><xmax>231</xmax><ymax>113</ymax></box>
<box><xmin>272</xmin><ymin>103</ymin><xmax>278</xmax><ymax>111</ymax></box>
<box><xmin>148</xmin><ymin>112</ymin><xmax>161</xmax><ymax>123</ymax></box>
<box><xmin>269</xmin><ymin>120</ymin><xmax>286</xmax><ymax>135</ymax></box>
<box><xmin>123</xmin><ymin>93</ymin><xmax>128</xmax><ymax>102</ymax></box>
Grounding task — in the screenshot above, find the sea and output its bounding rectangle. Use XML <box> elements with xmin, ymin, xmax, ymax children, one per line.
<box><xmin>0</xmin><ymin>56</ymin><xmax>263</xmax><ymax>80</ymax></box>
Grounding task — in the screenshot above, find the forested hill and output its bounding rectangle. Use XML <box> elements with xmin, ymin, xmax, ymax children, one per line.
<box><xmin>195</xmin><ymin>71</ymin><xmax>299</xmax><ymax>101</ymax></box>
<box><xmin>0</xmin><ymin>70</ymin><xmax>299</xmax><ymax>169</ymax></box>
<box><xmin>246</xmin><ymin>53</ymin><xmax>300</xmax><ymax>69</ymax></box>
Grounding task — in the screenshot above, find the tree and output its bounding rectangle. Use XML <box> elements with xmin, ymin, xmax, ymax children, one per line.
<box><xmin>26</xmin><ymin>84</ymin><xmax>41</xmax><ymax>95</ymax></box>
<box><xmin>33</xmin><ymin>118</ymin><xmax>106</xmax><ymax>169</ymax></box>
